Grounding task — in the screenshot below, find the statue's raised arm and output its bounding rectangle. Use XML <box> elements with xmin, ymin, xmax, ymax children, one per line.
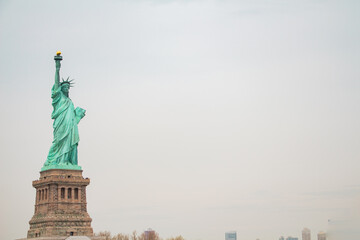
<box><xmin>54</xmin><ymin>51</ymin><xmax>62</xmax><ymax>89</ymax></box>
<box><xmin>42</xmin><ymin>52</ymin><xmax>85</xmax><ymax>171</ymax></box>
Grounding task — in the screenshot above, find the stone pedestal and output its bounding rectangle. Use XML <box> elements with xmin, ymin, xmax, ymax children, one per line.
<box><xmin>27</xmin><ymin>169</ymin><xmax>94</xmax><ymax>238</ymax></box>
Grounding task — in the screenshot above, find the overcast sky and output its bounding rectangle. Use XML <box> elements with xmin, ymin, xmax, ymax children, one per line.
<box><xmin>0</xmin><ymin>1</ymin><xmax>359</xmax><ymax>240</ymax></box>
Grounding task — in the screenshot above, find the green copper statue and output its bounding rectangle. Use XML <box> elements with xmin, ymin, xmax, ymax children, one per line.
<box><xmin>42</xmin><ymin>52</ymin><xmax>86</xmax><ymax>171</ymax></box>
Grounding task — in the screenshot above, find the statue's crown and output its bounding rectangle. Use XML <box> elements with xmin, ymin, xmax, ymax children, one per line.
<box><xmin>61</xmin><ymin>77</ymin><xmax>75</xmax><ymax>87</ymax></box>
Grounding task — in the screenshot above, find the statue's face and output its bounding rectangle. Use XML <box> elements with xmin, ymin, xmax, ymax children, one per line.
<box><xmin>61</xmin><ymin>84</ymin><xmax>70</xmax><ymax>93</ymax></box>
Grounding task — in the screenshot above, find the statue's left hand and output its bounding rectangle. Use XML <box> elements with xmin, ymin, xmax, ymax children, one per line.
<box><xmin>75</xmin><ymin>107</ymin><xmax>86</xmax><ymax>124</ymax></box>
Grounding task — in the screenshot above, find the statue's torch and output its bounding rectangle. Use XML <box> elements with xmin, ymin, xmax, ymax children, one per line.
<box><xmin>54</xmin><ymin>51</ymin><xmax>63</xmax><ymax>61</ymax></box>
<box><xmin>54</xmin><ymin>51</ymin><xmax>62</xmax><ymax>71</ymax></box>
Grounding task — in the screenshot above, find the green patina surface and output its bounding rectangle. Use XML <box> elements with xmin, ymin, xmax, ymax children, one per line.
<box><xmin>42</xmin><ymin>53</ymin><xmax>85</xmax><ymax>171</ymax></box>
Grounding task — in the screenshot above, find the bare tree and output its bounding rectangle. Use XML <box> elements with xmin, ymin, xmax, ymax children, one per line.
<box><xmin>95</xmin><ymin>230</ymin><xmax>179</xmax><ymax>240</ymax></box>
<box><xmin>131</xmin><ymin>230</ymin><xmax>138</xmax><ymax>240</ymax></box>
<box><xmin>114</xmin><ymin>233</ymin><xmax>130</xmax><ymax>240</ymax></box>
<box><xmin>166</xmin><ymin>236</ymin><xmax>184</xmax><ymax>240</ymax></box>
<box><xmin>95</xmin><ymin>231</ymin><xmax>112</xmax><ymax>240</ymax></box>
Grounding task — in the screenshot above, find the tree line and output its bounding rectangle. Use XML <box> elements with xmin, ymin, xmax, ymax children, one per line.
<box><xmin>95</xmin><ymin>230</ymin><xmax>184</xmax><ymax>240</ymax></box>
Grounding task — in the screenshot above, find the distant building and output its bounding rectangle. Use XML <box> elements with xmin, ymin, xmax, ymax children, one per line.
<box><xmin>286</xmin><ymin>237</ymin><xmax>298</xmax><ymax>240</ymax></box>
<box><xmin>279</xmin><ymin>236</ymin><xmax>285</xmax><ymax>240</ymax></box>
<box><xmin>225</xmin><ymin>231</ymin><xmax>237</xmax><ymax>240</ymax></box>
<box><xmin>317</xmin><ymin>231</ymin><xmax>326</xmax><ymax>240</ymax></box>
<box><xmin>302</xmin><ymin>228</ymin><xmax>311</xmax><ymax>240</ymax></box>
<box><xmin>144</xmin><ymin>228</ymin><xmax>156</xmax><ymax>240</ymax></box>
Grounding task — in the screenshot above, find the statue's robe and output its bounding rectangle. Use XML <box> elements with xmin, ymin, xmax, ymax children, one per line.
<box><xmin>44</xmin><ymin>84</ymin><xmax>84</xmax><ymax>167</ymax></box>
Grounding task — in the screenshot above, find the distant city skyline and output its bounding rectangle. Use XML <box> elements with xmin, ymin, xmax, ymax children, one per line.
<box><xmin>317</xmin><ymin>232</ymin><xmax>326</xmax><ymax>240</ymax></box>
<box><xmin>302</xmin><ymin>228</ymin><xmax>311</xmax><ymax>240</ymax></box>
<box><xmin>225</xmin><ymin>231</ymin><xmax>237</xmax><ymax>240</ymax></box>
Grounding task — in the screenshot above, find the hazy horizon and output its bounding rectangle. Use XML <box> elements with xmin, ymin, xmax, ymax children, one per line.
<box><xmin>0</xmin><ymin>1</ymin><xmax>359</xmax><ymax>240</ymax></box>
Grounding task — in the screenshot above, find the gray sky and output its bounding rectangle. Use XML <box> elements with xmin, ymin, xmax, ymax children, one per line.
<box><xmin>0</xmin><ymin>0</ymin><xmax>359</xmax><ymax>240</ymax></box>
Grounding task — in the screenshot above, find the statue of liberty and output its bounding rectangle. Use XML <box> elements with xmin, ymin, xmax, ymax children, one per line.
<box><xmin>42</xmin><ymin>52</ymin><xmax>86</xmax><ymax>171</ymax></box>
